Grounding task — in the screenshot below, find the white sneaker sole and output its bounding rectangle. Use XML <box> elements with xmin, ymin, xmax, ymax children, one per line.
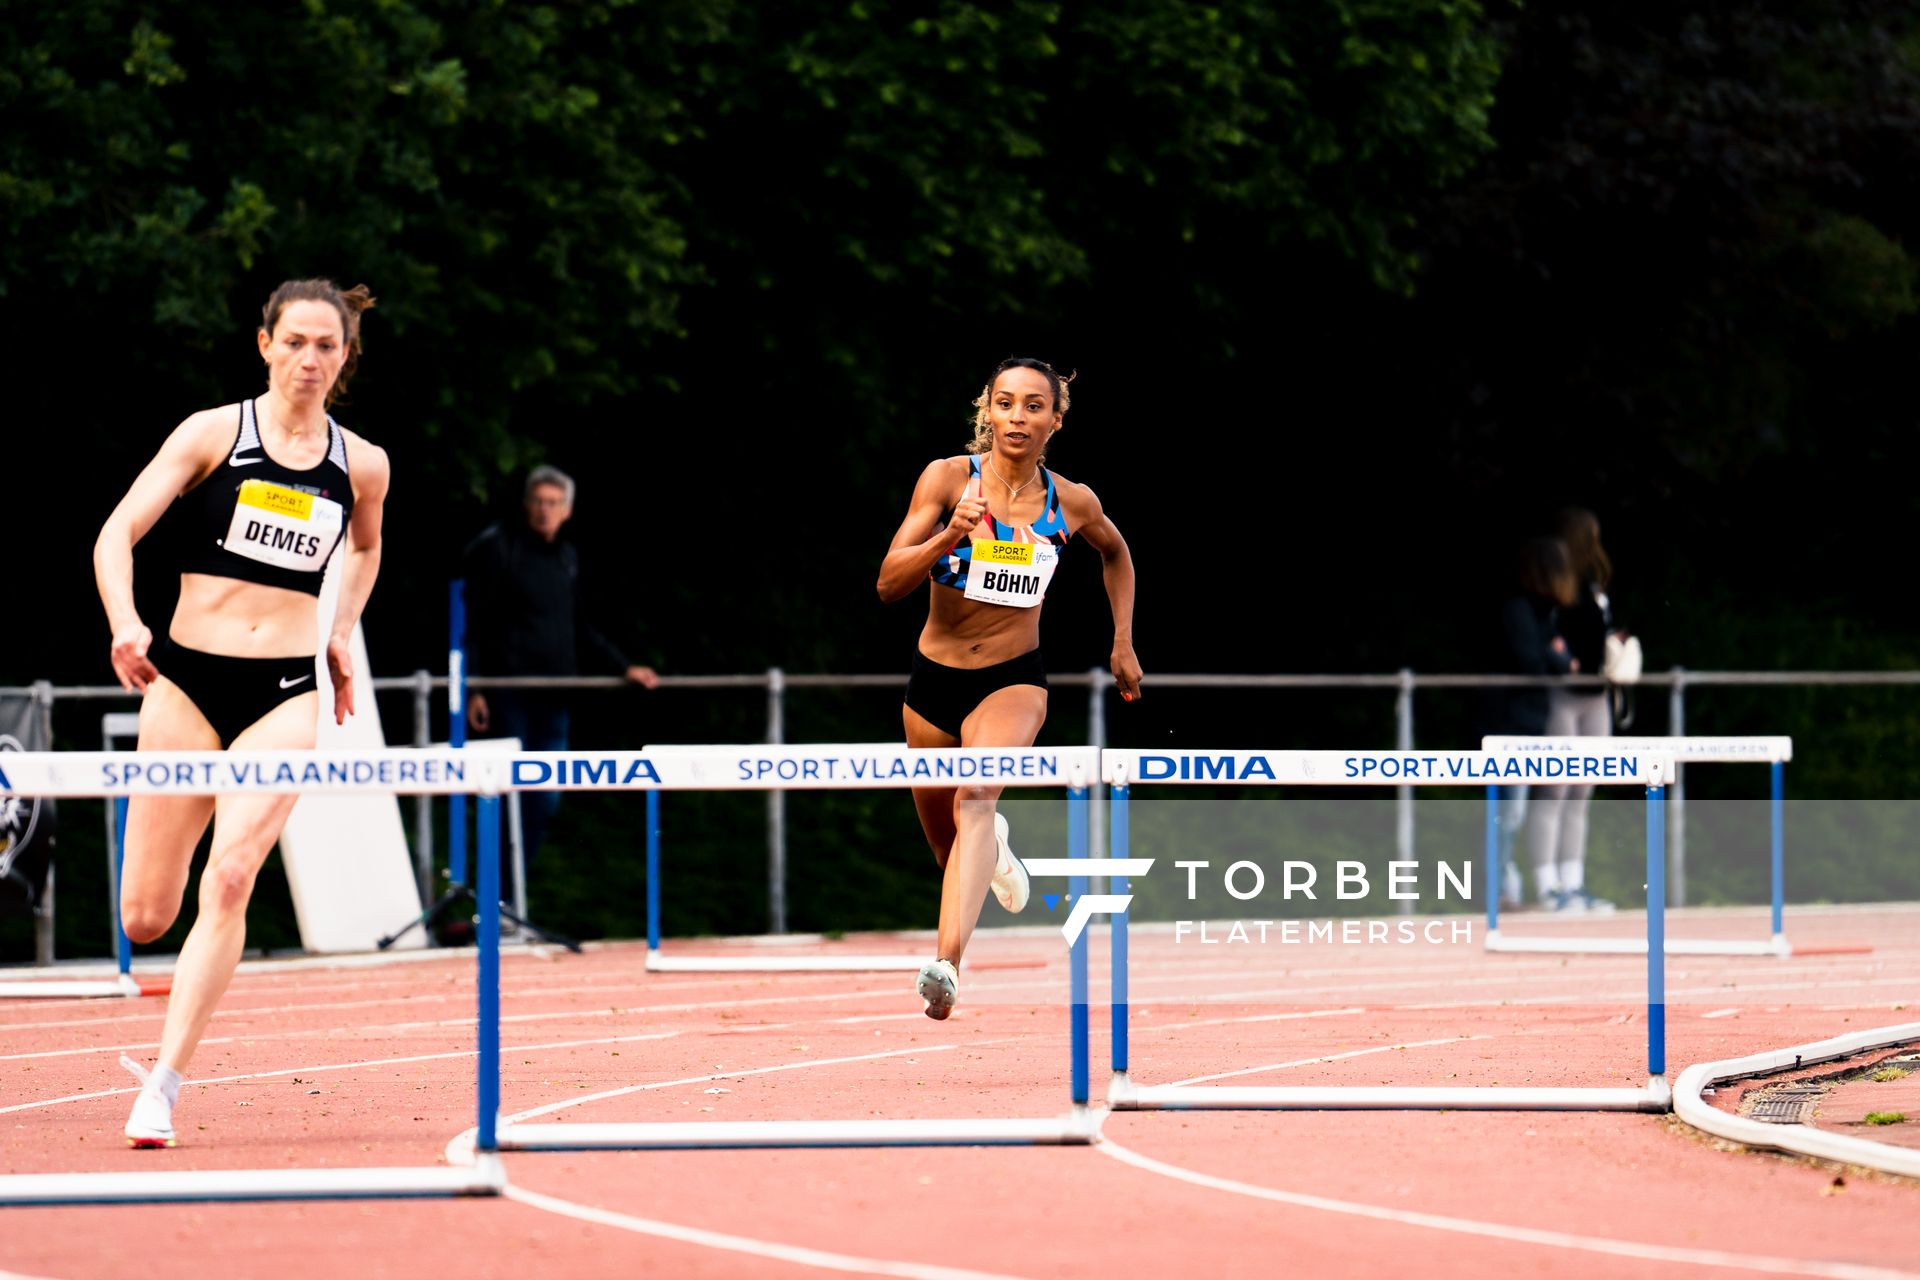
<box><xmin>125</xmin><ymin>1093</ymin><xmax>176</xmax><ymax>1149</ymax></box>
<box><xmin>121</xmin><ymin>1056</ymin><xmax>178</xmax><ymax>1148</ymax></box>
<box><xmin>916</xmin><ymin>962</ymin><xmax>957</xmax><ymax>1021</ymax></box>
<box><xmin>989</xmin><ymin>812</ymin><xmax>1029</xmax><ymax>914</ymax></box>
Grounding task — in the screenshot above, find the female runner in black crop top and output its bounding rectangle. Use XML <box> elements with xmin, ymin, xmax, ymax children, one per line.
<box><xmin>93</xmin><ymin>279</ymin><xmax>390</xmax><ymax>1148</ymax></box>
<box><xmin>878</xmin><ymin>357</ymin><xmax>1141</xmax><ymax>1018</ymax></box>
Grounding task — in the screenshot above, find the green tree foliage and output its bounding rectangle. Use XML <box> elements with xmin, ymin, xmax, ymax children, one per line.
<box><xmin>2</xmin><ymin>0</ymin><xmax>1500</xmax><ymax>484</ymax></box>
<box><xmin>1422</xmin><ymin>2</ymin><xmax>1920</xmax><ymax>479</ymax></box>
<box><xmin>2</xmin><ymin>0</ymin><xmax>721</xmax><ymax>493</ymax></box>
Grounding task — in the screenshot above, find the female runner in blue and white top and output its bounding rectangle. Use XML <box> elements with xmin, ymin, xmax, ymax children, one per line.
<box><xmin>878</xmin><ymin>357</ymin><xmax>1141</xmax><ymax>1018</ymax></box>
<box><xmin>93</xmin><ymin>279</ymin><xmax>390</xmax><ymax>1147</ymax></box>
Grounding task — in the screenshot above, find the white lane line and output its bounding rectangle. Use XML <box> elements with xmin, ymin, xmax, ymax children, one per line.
<box><xmin>504</xmin><ymin>1182</ymin><xmax>1032</xmax><ymax>1280</ymax></box>
<box><xmin>1166</xmin><ymin>1036</ymin><xmax>1485</xmax><ymax>1087</ymax></box>
<box><xmin>0</xmin><ymin>956</ymin><xmax>1581</xmax><ymax>1036</ymax></box>
<box><xmin>0</xmin><ymin>979</ymin><xmax>924</xmax><ymax>1041</ymax></box>
<box><xmin>0</xmin><ymin>945</ymin><xmax>1764</xmax><ymax>1038</ymax></box>
<box><xmin>9</xmin><ymin>1010</ymin><xmax>1036</xmax><ymax>1121</ymax></box>
<box><xmin>488</xmin><ymin>1009</ymin><xmax>1395</xmax><ymax>1132</ymax></box>
<box><xmin>1097</xmin><ymin>1139</ymin><xmax>1920</xmax><ymax>1280</ymax></box>
<box><xmin>0</xmin><ymin>978</ymin><xmax>759</xmax><ymax>1035</ymax></box>
<box><xmin>1702</xmin><ymin>1008</ymin><xmax>1743</xmax><ymax>1019</ymax></box>
<box><xmin>493</xmin><ymin>1004</ymin><xmax>1402</xmax><ymax>1129</ymax></box>
<box><xmin>0</xmin><ymin>962</ymin><xmax>1129</xmax><ymax>1074</ymax></box>
<box><xmin>825</xmin><ymin>1012</ymin><xmax>945</xmax><ymax>1025</ymax></box>
<box><xmin>0</xmin><ymin>1036</ymin><xmax>245</xmax><ymax>1063</ymax></box>
<box><xmin>1395</xmin><ymin>974</ymin><xmax>1920</xmax><ymax>1011</ymax></box>
<box><xmin>1130</xmin><ymin>1008</ymin><xmax>1365</xmax><ymax>1037</ymax></box>
<box><xmin>0</xmin><ymin>1006</ymin><xmax>853</xmax><ymax>1064</ymax></box>
<box><xmin>501</xmin><ymin>1043</ymin><xmax>969</xmax><ymax>1124</ymax></box>
<box><xmin>0</xmin><ymin>1029</ymin><xmax>682</xmax><ymax>1115</ymax></box>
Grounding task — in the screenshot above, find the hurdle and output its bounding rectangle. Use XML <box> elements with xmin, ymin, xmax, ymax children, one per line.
<box><xmin>477</xmin><ymin>743</ymin><xmax>1103</xmax><ymax>1151</ymax></box>
<box><xmin>0</xmin><ymin>714</ymin><xmax>158</xmax><ymax>1000</ymax></box>
<box><xmin>640</xmin><ymin>745</ymin><xmax>938</xmax><ymax>974</ymax></box>
<box><xmin>0</xmin><ymin>747</ymin><xmax>507</xmax><ymax>1205</ymax></box>
<box><xmin>1103</xmin><ymin>748</ymin><xmax>1676</xmax><ymax>1113</ymax></box>
<box><xmin>1481</xmin><ymin>735</ymin><xmax>1828</xmax><ymax>957</ymax></box>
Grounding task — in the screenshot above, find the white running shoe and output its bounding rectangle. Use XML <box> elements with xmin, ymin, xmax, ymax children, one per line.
<box><xmin>121</xmin><ymin>1055</ymin><xmax>177</xmax><ymax>1149</ymax></box>
<box><xmin>916</xmin><ymin>958</ymin><xmax>959</xmax><ymax>1020</ymax></box>
<box><xmin>1566</xmin><ymin>888</ymin><xmax>1616</xmax><ymax>916</ymax></box>
<box><xmin>989</xmin><ymin>811</ymin><xmax>1030</xmax><ymax>914</ymax></box>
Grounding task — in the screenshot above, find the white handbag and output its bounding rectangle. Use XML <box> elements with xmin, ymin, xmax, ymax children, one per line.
<box><xmin>1604</xmin><ymin>632</ymin><xmax>1643</xmax><ymax>685</ymax></box>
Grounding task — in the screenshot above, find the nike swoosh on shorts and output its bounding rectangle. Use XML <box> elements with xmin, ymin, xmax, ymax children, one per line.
<box><xmin>279</xmin><ymin>675</ymin><xmax>312</xmax><ymax>689</ymax></box>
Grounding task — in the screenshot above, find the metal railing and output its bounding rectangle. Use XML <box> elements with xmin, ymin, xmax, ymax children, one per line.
<box><xmin>8</xmin><ymin>667</ymin><xmax>1919</xmax><ymax>960</ymax></box>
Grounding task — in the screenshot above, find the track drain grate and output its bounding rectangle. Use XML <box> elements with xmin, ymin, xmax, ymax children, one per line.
<box><xmin>1743</xmin><ymin>1083</ymin><xmax>1829</xmax><ymax>1124</ymax></box>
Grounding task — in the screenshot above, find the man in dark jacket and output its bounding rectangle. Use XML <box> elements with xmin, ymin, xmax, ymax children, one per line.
<box><xmin>463</xmin><ymin>466</ymin><xmax>658</xmax><ymax>862</ymax></box>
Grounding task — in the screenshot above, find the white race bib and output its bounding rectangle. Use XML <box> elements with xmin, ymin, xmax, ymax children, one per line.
<box><xmin>222</xmin><ymin>479</ymin><xmax>344</xmax><ymax>572</ymax></box>
<box><xmin>963</xmin><ymin>538</ymin><xmax>1057</xmax><ymax>608</ymax></box>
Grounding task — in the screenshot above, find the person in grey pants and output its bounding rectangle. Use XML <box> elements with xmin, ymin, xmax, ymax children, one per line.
<box><xmin>1478</xmin><ymin>536</ymin><xmax>1576</xmax><ymax>906</ymax></box>
<box><xmin>1527</xmin><ymin>507</ymin><xmax>1619</xmax><ymax>911</ymax></box>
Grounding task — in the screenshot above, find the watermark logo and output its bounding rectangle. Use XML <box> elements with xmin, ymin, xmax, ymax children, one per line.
<box><xmin>1019</xmin><ymin>858</ymin><xmax>1155</xmax><ymax>944</ymax></box>
<box><xmin>1022</xmin><ymin>853</ymin><xmax>1482</xmax><ymax>948</ymax></box>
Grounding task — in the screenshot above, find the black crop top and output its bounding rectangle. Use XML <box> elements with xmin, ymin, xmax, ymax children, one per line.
<box><xmin>176</xmin><ymin>399</ymin><xmax>355</xmax><ymax>597</ymax></box>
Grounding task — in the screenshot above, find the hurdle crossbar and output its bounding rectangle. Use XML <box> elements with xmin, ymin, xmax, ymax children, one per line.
<box><xmin>1108</xmin><ymin>1084</ymin><xmax>1672</xmax><ymax>1112</ymax></box>
<box><xmin>481</xmin><ymin>744</ymin><xmax>1105</xmax><ymax>1151</ymax></box>
<box><xmin>1102</xmin><ymin>748</ymin><xmax>1675</xmax><ymax>1113</ymax></box>
<box><xmin>1481</xmin><ymin>735</ymin><xmax>1813</xmax><ymax>957</ymax></box>
<box><xmin>494</xmin><ymin>1113</ymin><xmax>1101</xmax><ymax>1151</ymax></box>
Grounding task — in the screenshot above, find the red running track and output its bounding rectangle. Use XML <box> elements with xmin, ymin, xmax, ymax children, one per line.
<box><xmin>1</xmin><ymin>905</ymin><xmax>1916</xmax><ymax>1280</ymax></box>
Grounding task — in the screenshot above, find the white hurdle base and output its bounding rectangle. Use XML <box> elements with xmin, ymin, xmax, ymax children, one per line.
<box><xmin>495</xmin><ymin>1109</ymin><xmax>1102</xmax><ymax>1150</ymax></box>
<box><xmin>1108</xmin><ymin>1072</ymin><xmax>1671</xmax><ymax>1113</ymax></box>
<box><xmin>0</xmin><ymin>973</ymin><xmax>143</xmax><ymax>999</ymax></box>
<box><xmin>1486</xmin><ymin>930</ymin><xmax>1791</xmax><ymax>958</ymax></box>
<box><xmin>0</xmin><ymin>1157</ymin><xmax>505</xmax><ymax>1206</ymax></box>
<box><xmin>645</xmin><ymin>951</ymin><xmax>927</xmax><ymax>974</ymax></box>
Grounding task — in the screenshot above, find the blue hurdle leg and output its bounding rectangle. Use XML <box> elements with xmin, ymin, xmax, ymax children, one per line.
<box><xmin>1111</xmin><ymin>784</ymin><xmax>1130</xmax><ymax>1078</ymax></box>
<box><xmin>646</xmin><ymin>790</ymin><xmax>662</xmax><ymax>952</ymax></box>
<box><xmin>1484</xmin><ymin>784</ymin><xmax>1499</xmax><ymax>933</ymax></box>
<box><xmin>113</xmin><ymin>798</ymin><xmax>133</xmax><ymax>977</ymax></box>
<box><xmin>448</xmin><ymin>796</ymin><xmax>468</xmax><ymax>889</ymax></box>
<box><xmin>476</xmin><ymin>795</ymin><xmax>502</xmax><ymax>1153</ymax></box>
<box><xmin>1647</xmin><ymin>783</ymin><xmax>1666</xmax><ymax>1078</ymax></box>
<box><xmin>1069</xmin><ymin>784</ymin><xmax>1089</xmax><ymax>1108</ymax></box>
<box><xmin>1771</xmin><ymin>760</ymin><xmax>1785</xmax><ymax>940</ymax></box>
